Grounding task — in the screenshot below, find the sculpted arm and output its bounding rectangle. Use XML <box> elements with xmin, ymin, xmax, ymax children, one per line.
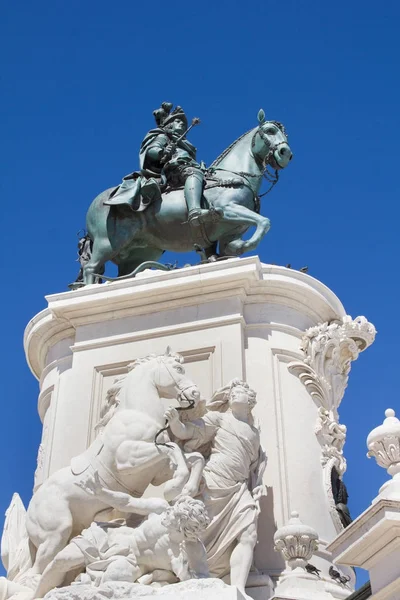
<box><xmin>164</xmin><ymin>408</ymin><xmax>197</xmax><ymax>440</ymax></box>
<box><xmin>143</xmin><ymin>135</ymin><xmax>170</xmax><ymax>165</ymax></box>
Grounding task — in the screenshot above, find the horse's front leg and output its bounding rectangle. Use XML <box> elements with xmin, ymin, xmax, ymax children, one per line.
<box><xmin>220</xmin><ymin>202</ymin><xmax>271</xmax><ymax>256</ymax></box>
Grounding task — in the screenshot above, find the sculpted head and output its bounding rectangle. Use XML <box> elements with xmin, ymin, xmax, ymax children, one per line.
<box><xmin>157</xmin><ymin>347</ymin><xmax>201</xmax><ymax>407</ymax></box>
<box><xmin>207</xmin><ymin>379</ymin><xmax>257</xmax><ymax>414</ymax></box>
<box><xmin>161</xmin><ymin>496</ymin><xmax>210</xmax><ymax>540</ymax></box>
<box><xmin>153</xmin><ymin>103</ymin><xmax>188</xmax><ymax>136</ymax></box>
<box><xmin>254</xmin><ymin>109</ymin><xmax>292</xmax><ymax>169</ymax></box>
<box><xmin>164</xmin><ymin>118</ymin><xmax>186</xmax><ymax>137</ymax></box>
<box><xmin>125</xmin><ymin>349</ymin><xmax>201</xmax><ymax>407</ymax></box>
<box><xmin>230</xmin><ymin>380</ymin><xmax>257</xmax><ymax>410</ymax></box>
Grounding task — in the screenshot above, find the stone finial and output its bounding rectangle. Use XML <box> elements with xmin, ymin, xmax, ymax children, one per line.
<box><xmin>367</xmin><ymin>409</ymin><xmax>400</xmax><ymax>474</ymax></box>
<box><xmin>274</xmin><ymin>511</ymin><xmax>319</xmax><ymax>570</ymax></box>
<box><xmin>367</xmin><ymin>409</ymin><xmax>400</xmax><ymax>499</ymax></box>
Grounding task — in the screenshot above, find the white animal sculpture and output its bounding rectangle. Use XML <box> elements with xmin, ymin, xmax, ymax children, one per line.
<box><xmin>12</xmin><ymin>350</ymin><xmax>202</xmax><ymax>585</ymax></box>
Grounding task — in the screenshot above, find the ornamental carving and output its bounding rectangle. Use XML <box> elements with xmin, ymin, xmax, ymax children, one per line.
<box><xmin>367</xmin><ymin>409</ymin><xmax>400</xmax><ymax>475</ymax></box>
<box><xmin>274</xmin><ymin>511</ymin><xmax>319</xmax><ymax>570</ymax></box>
<box><xmin>288</xmin><ymin>316</ymin><xmax>375</xmax><ymax>534</ymax></box>
<box><xmin>288</xmin><ymin>315</ymin><xmax>376</xmax><ymax>414</ymax></box>
<box><xmin>1</xmin><ymin>350</ymin><xmax>265</xmax><ymax>600</ymax></box>
<box><xmin>315</xmin><ymin>408</ymin><xmax>347</xmax><ymax>475</ymax></box>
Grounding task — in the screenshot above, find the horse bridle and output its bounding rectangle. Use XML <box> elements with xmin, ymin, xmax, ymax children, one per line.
<box><xmin>154</xmin><ymin>357</ymin><xmax>196</xmax><ymax>446</ymax></box>
<box><xmin>210</xmin><ymin>125</ymin><xmax>285</xmax><ymax>207</ymax></box>
<box><xmin>157</xmin><ymin>356</ymin><xmax>197</xmax><ymax>402</ymax></box>
<box><xmin>252</xmin><ymin>125</ymin><xmax>290</xmax><ymax>196</ymax></box>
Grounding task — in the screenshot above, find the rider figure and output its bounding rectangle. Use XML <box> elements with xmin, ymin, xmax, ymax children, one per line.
<box><xmin>142</xmin><ymin>103</ymin><xmax>222</xmax><ymax>226</ymax></box>
<box><xmin>107</xmin><ymin>103</ymin><xmax>222</xmax><ymax>227</ymax></box>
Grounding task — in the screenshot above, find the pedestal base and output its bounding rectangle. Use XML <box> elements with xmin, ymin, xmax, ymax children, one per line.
<box><xmin>328</xmin><ymin>499</ymin><xmax>400</xmax><ymax>600</ymax></box>
<box><xmin>272</xmin><ymin>568</ymin><xmax>351</xmax><ymax>600</ymax></box>
<box><xmin>43</xmin><ymin>579</ymin><xmax>246</xmax><ymax>600</ymax></box>
<box><xmin>22</xmin><ymin>257</ymin><xmax>372</xmax><ymax>599</ymax></box>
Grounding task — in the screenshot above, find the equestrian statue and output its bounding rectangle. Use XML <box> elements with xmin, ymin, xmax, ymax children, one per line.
<box><xmin>77</xmin><ymin>103</ymin><xmax>292</xmax><ymax>286</ymax></box>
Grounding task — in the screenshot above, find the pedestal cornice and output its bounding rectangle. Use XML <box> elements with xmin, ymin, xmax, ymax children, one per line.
<box><xmin>24</xmin><ymin>256</ymin><xmax>346</xmax><ymax>380</ymax></box>
<box><xmin>326</xmin><ymin>499</ymin><xmax>400</xmax><ymax>568</ymax></box>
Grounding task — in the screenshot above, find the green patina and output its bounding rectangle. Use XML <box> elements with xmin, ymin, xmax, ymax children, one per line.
<box><xmin>79</xmin><ymin>104</ymin><xmax>292</xmax><ymax>285</ymax></box>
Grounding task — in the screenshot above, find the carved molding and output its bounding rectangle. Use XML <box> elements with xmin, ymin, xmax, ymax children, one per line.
<box><xmin>315</xmin><ymin>408</ymin><xmax>348</xmax><ymax>533</ymax></box>
<box><xmin>288</xmin><ymin>316</ymin><xmax>375</xmax><ymax>534</ymax></box>
<box><xmin>288</xmin><ymin>315</ymin><xmax>376</xmax><ymax>415</ymax></box>
<box><xmin>34</xmin><ymin>386</ymin><xmax>55</xmax><ymax>492</ymax></box>
<box><xmin>315</xmin><ymin>407</ymin><xmax>347</xmax><ymax>475</ymax></box>
<box><xmin>324</xmin><ymin>458</ymin><xmax>347</xmax><ymax>534</ymax></box>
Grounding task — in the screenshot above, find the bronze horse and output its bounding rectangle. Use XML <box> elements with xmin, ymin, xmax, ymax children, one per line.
<box><xmin>83</xmin><ymin>111</ymin><xmax>292</xmax><ymax>285</ymax></box>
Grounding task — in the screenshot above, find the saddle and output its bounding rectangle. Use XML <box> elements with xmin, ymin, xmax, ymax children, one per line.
<box><xmin>104</xmin><ymin>172</ymin><xmax>162</xmax><ymax>211</ymax></box>
<box><xmin>104</xmin><ymin>170</ymin><xmax>245</xmax><ymax>212</ymax></box>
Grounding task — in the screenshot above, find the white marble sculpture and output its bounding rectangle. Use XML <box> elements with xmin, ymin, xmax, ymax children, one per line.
<box><xmin>1</xmin><ymin>350</ymin><xmax>266</xmax><ymax>600</ymax></box>
<box><xmin>2</xmin><ymin>351</ymin><xmax>203</xmax><ymax>588</ymax></box>
<box><xmin>165</xmin><ymin>378</ymin><xmax>267</xmax><ymax>598</ymax></box>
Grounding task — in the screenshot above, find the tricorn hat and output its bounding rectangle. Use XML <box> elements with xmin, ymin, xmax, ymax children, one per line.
<box><xmin>153</xmin><ymin>102</ymin><xmax>188</xmax><ymax>129</ymax></box>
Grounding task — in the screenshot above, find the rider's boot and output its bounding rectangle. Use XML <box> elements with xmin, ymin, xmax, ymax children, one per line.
<box><xmin>185</xmin><ymin>172</ymin><xmax>223</xmax><ymax>226</ymax></box>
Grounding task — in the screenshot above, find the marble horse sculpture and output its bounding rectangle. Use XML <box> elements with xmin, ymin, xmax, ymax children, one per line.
<box><xmin>5</xmin><ymin>351</ymin><xmax>202</xmax><ymax>586</ymax></box>
<box><xmin>82</xmin><ymin>109</ymin><xmax>292</xmax><ymax>284</ymax></box>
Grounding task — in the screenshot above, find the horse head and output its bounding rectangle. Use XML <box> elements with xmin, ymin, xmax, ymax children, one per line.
<box><xmin>155</xmin><ymin>347</ymin><xmax>200</xmax><ymax>407</ymax></box>
<box><xmin>252</xmin><ymin>109</ymin><xmax>292</xmax><ymax>170</ymax></box>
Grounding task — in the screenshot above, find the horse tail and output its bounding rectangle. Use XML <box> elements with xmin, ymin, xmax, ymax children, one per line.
<box><xmin>1</xmin><ymin>494</ymin><xmax>33</xmax><ymax>581</ymax></box>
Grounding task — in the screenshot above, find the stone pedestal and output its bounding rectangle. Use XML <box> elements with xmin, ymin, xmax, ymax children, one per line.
<box><xmin>43</xmin><ymin>578</ymin><xmax>246</xmax><ymax>600</ymax></box>
<box><xmin>24</xmin><ymin>257</ymin><xmax>375</xmax><ymax>599</ymax></box>
<box><xmin>327</xmin><ymin>409</ymin><xmax>400</xmax><ymax>600</ymax></box>
<box><xmin>328</xmin><ymin>499</ymin><xmax>400</xmax><ymax>600</ymax></box>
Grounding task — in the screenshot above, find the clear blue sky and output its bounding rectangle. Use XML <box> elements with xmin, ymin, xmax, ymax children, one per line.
<box><xmin>1</xmin><ymin>0</ymin><xmax>399</xmax><ymax>586</ymax></box>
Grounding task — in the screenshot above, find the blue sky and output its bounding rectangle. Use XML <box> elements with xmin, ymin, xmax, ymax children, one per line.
<box><xmin>1</xmin><ymin>0</ymin><xmax>399</xmax><ymax>586</ymax></box>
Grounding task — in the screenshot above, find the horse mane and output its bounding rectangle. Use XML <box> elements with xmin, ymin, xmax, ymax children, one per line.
<box><xmin>210</xmin><ymin>128</ymin><xmax>253</xmax><ymax>167</ymax></box>
<box><xmin>94</xmin><ymin>356</ymin><xmax>158</xmax><ymax>431</ymax></box>
<box><xmin>95</xmin><ymin>351</ymin><xmax>184</xmax><ymax>431</ymax></box>
<box><xmin>127</xmin><ymin>354</ymin><xmax>157</xmax><ymax>372</ymax></box>
<box><xmin>95</xmin><ymin>375</ymin><xmax>125</xmax><ymax>432</ymax></box>
<box><xmin>127</xmin><ymin>351</ymin><xmax>183</xmax><ymax>372</ymax></box>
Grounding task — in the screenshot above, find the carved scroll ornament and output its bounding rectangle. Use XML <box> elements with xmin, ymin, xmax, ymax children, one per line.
<box><xmin>288</xmin><ymin>316</ymin><xmax>376</xmax><ymax>415</ymax></box>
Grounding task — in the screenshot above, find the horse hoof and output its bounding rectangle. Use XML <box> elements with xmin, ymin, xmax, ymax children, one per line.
<box><xmin>226</xmin><ymin>240</ymin><xmax>245</xmax><ymax>256</ymax></box>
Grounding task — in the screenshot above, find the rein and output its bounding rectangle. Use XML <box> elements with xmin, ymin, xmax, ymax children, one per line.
<box><xmin>208</xmin><ymin>126</ymin><xmax>283</xmax><ymax>212</ymax></box>
<box><xmin>154</xmin><ymin>357</ymin><xmax>196</xmax><ymax>447</ymax></box>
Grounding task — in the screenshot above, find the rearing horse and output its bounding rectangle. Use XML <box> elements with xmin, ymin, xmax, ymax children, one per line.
<box><xmin>21</xmin><ymin>351</ymin><xmax>201</xmax><ymax>580</ymax></box>
<box><xmin>83</xmin><ymin>111</ymin><xmax>292</xmax><ymax>284</ymax></box>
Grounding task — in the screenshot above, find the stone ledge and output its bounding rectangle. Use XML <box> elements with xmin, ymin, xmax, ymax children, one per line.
<box><xmin>327</xmin><ymin>500</ymin><xmax>400</xmax><ymax>569</ymax></box>
<box><xmin>24</xmin><ymin>257</ymin><xmax>345</xmax><ymax>380</ymax></box>
<box><xmin>44</xmin><ymin>578</ymin><xmax>245</xmax><ymax>600</ymax></box>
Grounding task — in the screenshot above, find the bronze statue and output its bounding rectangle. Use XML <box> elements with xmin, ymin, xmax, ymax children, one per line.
<box><xmin>79</xmin><ymin>104</ymin><xmax>292</xmax><ymax>285</ymax></box>
<box><xmin>105</xmin><ymin>103</ymin><xmax>222</xmax><ymax>226</ymax></box>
